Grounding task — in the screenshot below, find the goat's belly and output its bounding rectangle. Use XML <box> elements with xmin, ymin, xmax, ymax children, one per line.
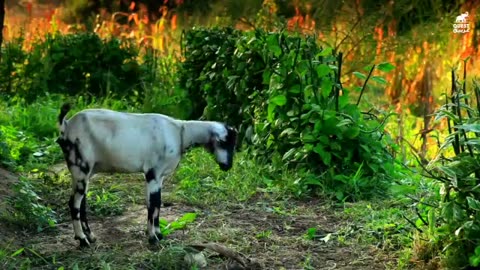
<box><xmin>92</xmin><ymin>151</ymin><xmax>146</xmax><ymax>174</ymax></box>
<box><xmin>93</xmin><ymin>161</ymin><xmax>140</xmax><ymax>174</ymax></box>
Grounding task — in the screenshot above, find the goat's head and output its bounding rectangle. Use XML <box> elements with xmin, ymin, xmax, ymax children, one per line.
<box><xmin>206</xmin><ymin>124</ymin><xmax>238</xmax><ymax>171</ymax></box>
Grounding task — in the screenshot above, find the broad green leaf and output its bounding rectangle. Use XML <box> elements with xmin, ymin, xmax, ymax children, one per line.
<box><xmin>467</xmin><ymin>196</ymin><xmax>480</xmax><ymax>211</ymax></box>
<box><xmin>335</xmin><ymin>191</ymin><xmax>344</xmax><ymax>200</ymax></box>
<box><xmin>317</xmin><ymin>47</ymin><xmax>333</xmax><ymax>57</ymax></box>
<box><xmin>11</xmin><ymin>248</ymin><xmax>24</xmax><ymax>257</ymax></box>
<box><xmin>266</xmin><ymin>134</ymin><xmax>274</xmax><ymax>148</ymax></box>
<box><xmin>302</xmin><ymin>133</ymin><xmax>316</xmax><ymax>143</ymax></box>
<box><xmin>377</xmin><ymin>62</ymin><xmax>396</xmax><ymax>72</ymax></box>
<box><xmin>434</xmin><ymin>109</ymin><xmax>459</xmax><ymax>122</ymax></box>
<box><xmin>339</xmin><ymin>95</ymin><xmax>349</xmax><ymax>108</ymax></box>
<box><xmin>452</xmin><ymin>203</ymin><xmax>465</xmax><ymax>221</ymax></box>
<box><xmin>304</xmin><ymin>143</ymin><xmax>314</xmax><ymax>151</ymax></box>
<box><xmin>455</xmin><ymin>124</ymin><xmax>480</xmax><ymax>133</ymax></box>
<box><xmin>316</xmin><ymin>64</ymin><xmax>331</xmax><ymax>78</ymax></box>
<box><xmin>267</xmin><ymin>35</ymin><xmax>282</xmax><ymax>57</ymax></box>
<box><xmin>313</xmin><ymin>144</ymin><xmax>331</xmax><ymax>166</ymax></box>
<box><xmin>178</xmin><ymin>212</ymin><xmax>197</xmax><ymax>223</ymax></box>
<box><xmin>289</xmin><ymin>84</ymin><xmax>301</xmax><ymax>94</ymax></box>
<box><xmin>390</xmin><ymin>184</ymin><xmax>416</xmax><ymax>196</ymax></box>
<box><xmin>270</xmin><ymin>95</ymin><xmax>287</xmax><ymax>106</ymax></box>
<box><xmin>262</xmin><ymin>70</ymin><xmax>271</xmax><ymax>84</ymax></box>
<box><xmin>321</xmin><ymin>79</ymin><xmax>333</xmax><ymax>98</ymax></box>
<box><xmin>437</xmin><ymin>165</ymin><xmax>457</xmax><ymax>179</ymax></box>
<box><xmin>344</xmin><ymin>127</ymin><xmax>360</xmax><ymax>139</ymax></box>
<box><xmin>267</xmin><ymin>103</ymin><xmax>276</xmax><ymax>122</ymax></box>
<box><xmin>363</xmin><ymin>65</ymin><xmax>374</xmax><ymax>72</ymax></box>
<box><xmin>371</xmin><ymin>76</ymin><xmax>387</xmax><ymax>85</ymax></box>
<box><xmin>353</xmin><ymin>86</ymin><xmax>363</xmax><ymax>92</ymax></box>
<box><xmin>441</xmin><ymin>201</ymin><xmax>454</xmax><ymax>221</ymax></box>
<box><xmin>428</xmin><ymin>209</ymin><xmax>436</xmax><ymax>236</ymax></box>
<box><xmin>280</xmin><ymin>128</ymin><xmax>296</xmax><ymax>137</ymax></box>
<box><xmin>336</xmin><ymin>119</ymin><xmax>352</xmax><ymax>127</ymax></box>
<box><xmin>353</xmin><ymin>71</ymin><xmax>367</xmax><ymax>80</ymax></box>
<box><xmin>470</xmin><ymin>257</ymin><xmax>480</xmax><ymax>267</ymax></box>
<box><xmin>282</xmin><ymin>148</ymin><xmax>296</xmax><ymax>160</ymax></box>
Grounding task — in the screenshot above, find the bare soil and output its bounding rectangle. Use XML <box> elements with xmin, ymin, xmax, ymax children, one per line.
<box><xmin>0</xmin><ymin>167</ymin><xmax>391</xmax><ymax>270</ymax></box>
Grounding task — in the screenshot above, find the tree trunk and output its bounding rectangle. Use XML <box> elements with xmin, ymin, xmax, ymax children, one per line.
<box><xmin>0</xmin><ymin>0</ymin><xmax>5</xmax><ymax>60</ymax></box>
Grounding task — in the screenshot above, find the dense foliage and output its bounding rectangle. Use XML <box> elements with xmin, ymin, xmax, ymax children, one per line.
<box><xmin>179</xmin><ymin>27</ymin><xmax>397</xmax><ymax>200</ymax></box>
<box><xmin>0</xmin><ymin>0</ymin><xmax>480</xmax><ymax>264</ymax></box>
<box><xmin>412</xmin><ymin>72</ymin><xmax>480</xmax><ymax>269</ymax></box>
<box><xmin>0</xmin><ymin>32</ymin><xmax>146</xmax><ymax>102</ymax></box>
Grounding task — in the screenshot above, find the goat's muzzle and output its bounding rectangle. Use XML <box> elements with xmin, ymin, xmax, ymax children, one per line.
<box><xmin>218</xmin><ymin>163</ymin><xmax>232</xmax><ymax>171</ymax></box>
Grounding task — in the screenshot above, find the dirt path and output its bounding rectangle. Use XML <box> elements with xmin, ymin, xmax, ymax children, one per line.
<box><xmin>0</xmin><ymin>167</ymin><xmax>388</xmax><ymax>270</ymax></box>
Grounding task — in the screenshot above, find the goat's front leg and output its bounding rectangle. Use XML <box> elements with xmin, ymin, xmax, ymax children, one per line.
<box><xmin>145</xmin><ymin>169</ymin><xmax>163</xmax><ymax>245</ymax></box>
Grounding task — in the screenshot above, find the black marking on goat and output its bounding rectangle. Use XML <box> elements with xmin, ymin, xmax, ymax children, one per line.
<box><xmin>180</xmin><ymin>125</ymin><xmax>186</xmax><ymax>154</ymax></box>
<box><xmin>149</xmin><ymin>188</ymin><xmax>162</xmax><ymax>239</ymax></box>
<box><xmin>214</xmin><ymin>124</ymin><xmax>238</xmax><ymax>171</ymax></box>
<box><xmin>76</xmin><ymin>179</ymin><xmax>86</xmax><ymax>195</ymax></box>
<box><xmin>58</xmin><ymin>103</ymin><xmax>71</xmax><ymax>126</ymax></box>
<box><xmin>69</xmin><ymin>195</ymin><xmax>80</xmax><ymax>220</ymax></box>
<box><xmin>57</xmin><ymin>138</ymin><xmax>91</xmax><ymax>175</ymax></box>
<box><xmin>222</xmin><ymin>124</ymin><xmax>238</xmax><ymax>151</ymax></box>
<box><xmin>80</xmin><ymin>196</ymin><xmax>95</xmax><ymax>243</ymax></box>
<box><xmin>73</xmin><ymin>139</ymin><xmax>90</xmax><ymax>174</ymax></box>
<box><xmin>80</xmin><ymin>197</ymin><xmax>90</xmax><ymax>231</ymax></box>
<box><xmin>148</xmin><ymin>191</ymin><xmax>161</xmax><ymax>230</ymax></box>
<box><xmin>155</xmin><ymin>188</ymin><xmax>162</xmax><ymax>230</ymax></box>
<box><xmin>145</xmin><ymin>168</ymin><xmax>155</xmax><ymax>183</ymax></box>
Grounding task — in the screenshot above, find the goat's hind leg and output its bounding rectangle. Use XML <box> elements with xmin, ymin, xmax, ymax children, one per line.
<box><xmin>68</xmin><ymin>166</ymin><xmax>93</xmax><ymax>248</ymax></box>
<box><xmin>80</xmin><ymin>183</ymin><xmax>96</xmax><ymax>244</ymax></box>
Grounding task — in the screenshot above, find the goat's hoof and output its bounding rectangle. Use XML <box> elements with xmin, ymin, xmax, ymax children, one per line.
<box><xmin>148</xmin><ymin>235</ymin><xmax>160</xmax><ymax>245</ymax></box>
<box><xmin>86</xmin><ymin>233</ymin><xmax>97</xmax><ymax>243</ymax></box>
<box><xmin>75</xmin><ymin>237</ymin><xmax>91</xmax><ymax>248</ymax></box>
<box><xmin>155</xmin><ymin>231</ymin><xmax>164</xmax><ymax>240</ymax></box>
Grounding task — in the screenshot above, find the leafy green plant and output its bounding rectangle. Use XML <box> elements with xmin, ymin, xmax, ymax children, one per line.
<box><xmin>160</xmin><ymin>213</ymin><xmax>197</xmax><ymax>236</ymax></box>
<box><xmin>179</xmin><ymin>27</ymin><xmax>397</xmax><ymax>200</ymax></box>
<box><xmin>411</xmin><ymin>69</ymin><xmax>480</xmax><ymax>268</ymax></box>
<box><xmin>0</xmin><ymin>32</ymin><xmax>148</xmax><ymax>103</ymax></box>
<box><xmin>87</xmin><ymin>187</ymin><xmax>125</xmax><ymax>217</ymax></box>
<box><xmin>4</xmin><ymin>177</ymin><xmax>57</xmax><ymax>232</ymax></box>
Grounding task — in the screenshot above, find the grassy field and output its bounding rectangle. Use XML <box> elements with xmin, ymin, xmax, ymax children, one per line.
<box><xmin>1</xmin><ymin>1</ymin><xmax>480</xmax><ymax>270</ymax></box>
<box><xmin>0</xmin><ymin>95</ymin><xmax>415</xmax><ymax>270</ymax></box>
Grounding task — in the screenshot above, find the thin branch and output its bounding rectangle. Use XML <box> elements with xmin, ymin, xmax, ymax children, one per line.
<box><xmin>356</xmin><ymin>64</ymin><xmax>376</xmax><ymax>106</ymax></box>
<box><xmin>402</xmin><ymin>214</ymin><xmax>423</xmax><ymax>233</ymax></box>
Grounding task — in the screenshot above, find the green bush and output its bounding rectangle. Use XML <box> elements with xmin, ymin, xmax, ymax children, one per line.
<box><xmin>4</xmin><ymin>177</ymin><xmax>57</xmax><ymax>232</ymax></box>
<box><xmin>0</xmin><ymin>32</ymin><xmax>146</xmax><ymax>102</ymax></box>
<box><xmin>415</xmin><ymin>72</ymin><xmax>480</xmax><ymax>268</ymax></box>
<box><xmin>179</xmin><ymin>27</ymin><xmax>397</xmax><ymax>200</ymax></box>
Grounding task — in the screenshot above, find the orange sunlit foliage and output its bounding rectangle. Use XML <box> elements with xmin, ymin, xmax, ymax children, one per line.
<box><xmin>286</xmin><ymin>3</ymin><xmax>315</xmax><ymax>31</ymax></box>
<box><xmin>2</xmin><ymin>0</ymin><xmax>480</xmax><ymax>159</ymax></box>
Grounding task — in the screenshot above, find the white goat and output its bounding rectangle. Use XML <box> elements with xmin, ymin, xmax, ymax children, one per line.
<box><xmin>55</xmin><ymin>104</ymin><xmax>237</xmax><ymax>248</ymax></box>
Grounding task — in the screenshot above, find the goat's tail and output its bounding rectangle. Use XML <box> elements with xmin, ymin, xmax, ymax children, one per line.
<box><xmin>57</xmin><ymin>103</ymin><xmax>71</xmax><ymax>134</ymax></box>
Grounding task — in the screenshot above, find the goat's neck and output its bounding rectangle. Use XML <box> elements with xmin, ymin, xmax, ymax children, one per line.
<box><xmin>180</xmin><ymin>120</ymin><xmax>217</xmax><ymax>152</ymax></box>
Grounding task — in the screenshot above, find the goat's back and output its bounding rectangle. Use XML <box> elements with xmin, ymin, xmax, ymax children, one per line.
<box><xmin>63</xmin><ymin>109</ymin><xmax>183</xmax><ymax>173</ymax></box>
